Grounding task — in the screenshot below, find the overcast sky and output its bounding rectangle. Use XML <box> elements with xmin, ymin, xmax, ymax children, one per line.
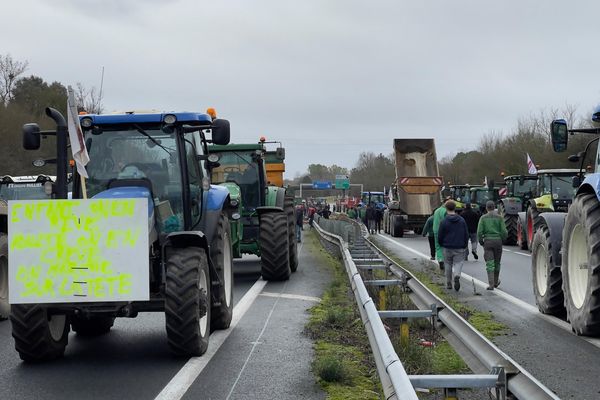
<box><xmin>3</xmin><ymin>0</ymin><xmax>600</xmax><ymax>178</ymax></box>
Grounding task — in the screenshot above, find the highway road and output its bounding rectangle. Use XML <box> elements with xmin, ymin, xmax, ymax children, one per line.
<box><xmin>372</xmin><ymin>230</ymin><xmax>600</xmax><ymax>400</ymax></box>
<box><xmin>0</xmin><ymin>243</ymin><xmax>329</xmax><ymax>400</ymax></box>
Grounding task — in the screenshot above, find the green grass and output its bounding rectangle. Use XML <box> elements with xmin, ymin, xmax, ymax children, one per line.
<box><xmin>304</xmin><ymin>230</ymin><xmax>381</xmax><ymax>400</ymax></box>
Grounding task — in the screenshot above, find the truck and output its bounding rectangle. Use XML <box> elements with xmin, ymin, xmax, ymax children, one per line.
<box><xmin>0</xmin><ymin>175</ymin><xmax>55</xmax><ymax>320</ymax></box>
<box><xmin>383</xmin><ymin>139</ymin><xmax>443</xmax><ymax>237</ymax></box>
<box><xmin>9</xmin><ymin>107</ymin><xmax>235</xmax><ymax>361</ymax></box>
<box><xmin>208</xmin><ymin>141</ymin><xmax>298</xmax><ymax>280</ymax></box>
<box><xmin>496</xmin><ymin>174</ymin><xmax>537</xmax><ymax>245</ymax></box>
<box><xmin>516</xmin><ymin>168</ymin><xmax>580</xmax><ymax>250</ymax></box>
<box><xmin>531</xmin><ymin>114</ymin><xmax>600</xmax><ymax>333</ymax></box>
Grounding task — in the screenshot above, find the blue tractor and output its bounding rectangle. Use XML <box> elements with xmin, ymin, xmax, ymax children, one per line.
<box><xmin>11</xmin><ymin>108</ymin><xmax>235</xmax><ymax>361</ymax></box>
<box><xmin>531</xmin><ymin>110</ymin><xmax>600</xmax><ymax>334</ymax></box>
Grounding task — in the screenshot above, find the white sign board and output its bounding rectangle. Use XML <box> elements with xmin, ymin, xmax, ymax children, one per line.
<box><xmin>8</xmin><ymin>199</ymin><xmax>149</xmax><ymax>304</ymax></box>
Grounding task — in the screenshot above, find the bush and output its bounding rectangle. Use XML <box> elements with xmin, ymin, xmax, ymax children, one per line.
<box><xmin>315</xmin><ymin>355</ymin><xmax>349</xmax><ymax>383</ymax></box>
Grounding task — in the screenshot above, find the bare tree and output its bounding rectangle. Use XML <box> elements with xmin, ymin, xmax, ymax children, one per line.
<box><xmin>75</xmin><ymin>82</ymin><xmax>104</xmax><ymax>114</ymax></box>
<box><xmin>0</xmin><ymin>54</ymin><xmax>28</xmax><ymax>105</ymax></box>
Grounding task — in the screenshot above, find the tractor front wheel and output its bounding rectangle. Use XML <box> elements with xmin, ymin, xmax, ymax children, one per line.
<box><xmin>11</xmin><ymin>305</ymin><xmax>69</xmax><ymax>362</ymax></box>
<box><xmin>260</xmin><ymin>212</ymin><xmax>291</xmax><ymax>281</ymax></box>
<box><xmin>165</xmin><ymin>247</ymin><xmax>211</xmax><ymax>356</ymax></box>
<box><xmin>517</xmin><ymin>213</ymin><xmax>528</xmax><ymax>250</ymax></box>
<box><xmin>211</xmin><ymin>213</ymin><xmax>234</xmax><ymax>331</ymax></box>
<box><xmin>526</xmin><ymin>207</ymin><xmax>540</xmax><ymax>250</ymax></box>
<box><xmin>284</xmin><ymin>198</ymin><xmax>299</xmax><ymax>273</ymax></box>
<box><xmin>531</xmin><ymin>224</ymin><xmax>565</xmax><ymax>315</ymax></box>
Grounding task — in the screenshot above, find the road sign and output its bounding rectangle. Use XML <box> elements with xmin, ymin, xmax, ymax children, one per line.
<box><xmin>312</xmin><ymin>181</ymin><xmax>332</xmax><ymax>189</ymax></box>
<box><xmin>335</xmin><ymin>175</ymin><xmax>350</xmax><ymax>190</ymax></box>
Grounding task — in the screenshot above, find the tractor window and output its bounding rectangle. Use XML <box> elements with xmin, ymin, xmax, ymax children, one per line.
<box><xmin>0</xmin><ymin>183</ymin><xmax>51</xmax><ymax>201</ymax></box>
<box><xmin>514</xmin><ymin>179</ymin><xmax>536</xmax><ymax>197</ymax></box>
<box><xmin>550</xmin><ymin>175</ymin><xmax>577</xmax><ymax>199</ymax></box>
<box><xmin>184</xmin><ymin>132</ymin><xmax>202</xmax><ymax>224</ymax></box>
<box><xmin>211</xmin><ymin>151</ymin><xmax>260</xmax><ymax>210</ymax></box>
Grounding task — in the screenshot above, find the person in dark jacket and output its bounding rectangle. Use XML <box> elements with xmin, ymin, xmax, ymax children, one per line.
<box><xmin>422</xmin><ymin>214</ymin><xmax>435</xmax><ymax>260</ymax></box>
<box><xmin>366</xmin><ymin>203</ymin><xmax>377</xmax><ymax>234</ymax></box>
<box><xmin>375</xmin><ymin>207</ymin><xmax>384</xmax><ymax>233</ymax></box>
<box><xmin>295</xmin><ymin>205</ymin><xmax>304</xmax><ymax>242</ymax></box>
<box><xmin>438</xmin><ymin>200</ymin><xmax>469</xmax><ymax>291</ymax></box>
<box><xmin>460</xmin><ymin>203</ymin><xmax>480</xmax><ymax>260</ymax></box>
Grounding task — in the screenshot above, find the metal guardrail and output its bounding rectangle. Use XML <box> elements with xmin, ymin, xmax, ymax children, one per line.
<box><xmin>313</xmin><ymin>215</ymin><xmax>561</xmax><ymax>400</ymax></box>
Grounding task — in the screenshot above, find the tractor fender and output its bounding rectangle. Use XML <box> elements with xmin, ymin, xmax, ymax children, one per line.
<box><xmin>499</xmin><ymin>198</ymin><xmax>521</xmax><ymax>215</ymax></box>
<box><xmin>207</xmin><ymin>184</ymin><xmax>230</xmax><ymax>211</ymax></box>
<box><xmin>265</xmin><ymin>186</ymin><xmax>286</xmax><ymax>208</ymax></box>
<box><xmin>532</xmin><ymin>194</ymin><xmax>554</xmax><ymax>211</ymax></box>
<box><xmin>201</xmin><ymin>185</ymin><xmax>232</xmax><ymax>245</ymax></box>
<box><xmin>538</xmin><ymin>212</ymin><xmax>567</xmax><ymax>267</ymax></box>
<box><xmin>577</xmin><ymin>174</ymin><xmax>600</xmax><ymax>201</ymax></box>
<box><xmin>163</xmin><ymin>231</ymin><xmax>209</xmax><ymax>253</ymax></box>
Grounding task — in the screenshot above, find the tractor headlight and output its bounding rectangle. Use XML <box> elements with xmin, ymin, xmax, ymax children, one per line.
<box><xmin>80</xmin><ymin>117</ymin><xmax>93</xmax><ymax>128</ymax></box>
<box><xmin>231</xmin><ymin>212</ymin><xmax>241</xmax><ymax>220</ymax></box>
<box><xmin>163</xmin><ymin>114</ymin><xmax>177</xmax><ymax>124</ymax></box>
<box><xmin>230</xmin><ymin>199</ymin><xmax>239</xmax><ymax>207</ymax></box>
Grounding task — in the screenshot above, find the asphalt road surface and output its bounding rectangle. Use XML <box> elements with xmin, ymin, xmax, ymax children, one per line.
<box><xmin>0</xmin><ymin>240</ymin><xmax>330</xmax><ymax>400</ymax></box>
<box><xmin>373</xmin><ymin>230</ymin><xmax>600</xmax><ymax>400</ymax></box>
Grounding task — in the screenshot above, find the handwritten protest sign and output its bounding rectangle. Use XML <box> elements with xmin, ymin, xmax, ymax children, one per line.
<box><xmin>8</xmin><ymin>199</ymin><xmax>149</xmax><ymax>304</ymax></box>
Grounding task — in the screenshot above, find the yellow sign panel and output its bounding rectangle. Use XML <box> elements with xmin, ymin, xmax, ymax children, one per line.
<box><xmin>8</xmin><ymin>199</ymin><xmax>149</xmax><ymax>304</ymax></box>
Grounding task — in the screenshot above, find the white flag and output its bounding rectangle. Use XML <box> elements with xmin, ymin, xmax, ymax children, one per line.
<box><xmin>67</xmin><ymin>86</ymin><xmax>90</xmax><ymax>178</ymax></box>
<box><xmin>527</xmin><ymin>153</ymin><xmax>537</xmax><ymax>174</ymax></box>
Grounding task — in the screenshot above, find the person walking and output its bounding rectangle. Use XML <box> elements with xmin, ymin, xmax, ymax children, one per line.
<box><xmin>477</xmin><ymin>201</ymin><xmax>508</xmax><ymax>290</ymax></box>
<box><xmin>422</xmin><ymin>214</ymin><xmax>436</xmax><ymax>260</ymax></box>
<box><xmin>460</xmin><ymin>203</ymin><xmax>480</xmax><ymax>260</ymax></box>
<box><xmin>366</xmin><ymin>203</ymin><xmax>377</xmax><ymax>234</ymax></box>
<box><xmin>437</xmin><ymin>200</ymin><xmax>469</xmax><ymax>291</ymax></box>
<box><xmin>295</xmin><ymin>205</ymin><xmax>304</xmax><ymax>242</ymax></box>
<box><xmin>432</xmin><ymin>198</ymin><xmax>449</xmax><ymax>270</ymax></box>
<box><xmin>375</xmin><ymin>206</ymin><xmax>384</xmax><ymax>233</ymax></box>
<box><xmin>308</xmin><ymin>205</ymin><xmax>316</xmax><ymax>228</ymax></box>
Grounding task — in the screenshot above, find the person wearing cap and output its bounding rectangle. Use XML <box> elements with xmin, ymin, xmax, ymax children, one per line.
<box><xmin>477</xmin><ymin>200</ymin><xmax>508</xmax><ymax>290</ymax></box>
<box><xmin>437</xmin><ymin>200</ymin><xmax>469</xmax><ymax>291</ymax></box>
<box><xmin>432</xmin><ymin>197</ymin><xmax>450</xmax><ymax>270</ymax></box>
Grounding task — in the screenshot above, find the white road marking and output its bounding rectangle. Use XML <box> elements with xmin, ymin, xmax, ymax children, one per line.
<box><xmin>260</xmin><ymin>292</ymin><xmax>321</xmax><ymax>302</ymax></box>
<box><xmin>225</xmin><ymin>282</ymin><xmax>288</xmax><ymax>400</ymax></box>
<box><xmin>377</xmin><ymin>234</ymin><xmax>600</xmax><ymax>349</ymax></box>
<box><xmin>504</xmin><ymin>248</ymin><xmax>532</xmax><ymax>257</ymax></box>
<box><xmin>154</xmin><ymin>278</ymin><xmax>268</xmax><ymax>400</ymax></box>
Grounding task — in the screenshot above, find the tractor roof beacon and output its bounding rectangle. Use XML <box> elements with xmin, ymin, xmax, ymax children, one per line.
<box><xmin>11</xmin><ymin>107</ymin><xmax>235</xmax><ymax>362</ymax></box>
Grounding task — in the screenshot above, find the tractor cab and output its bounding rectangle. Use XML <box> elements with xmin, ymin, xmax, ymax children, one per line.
<box><xmin>470</xmin><ymin>186</ymin><xmax>503</xmax><ymax>213</ymax></box>
<box><xmin>361</xmin><ymin>191</ymin><xmax>386</xmax><ymax>210</ymax></box>
<box><xmin>504</xmin><ymin>175</ymin><xmax>536</xmax><ymax>201</ymax></box>
<box><xmin>449</xmin><ymin>184</ymin><xmax>482</xmax><ymax>211</ymax></box>
<box><xmin>533</xmin><ymin>169</ymin><xmax>580</xmax><ymax>212</ymax></box>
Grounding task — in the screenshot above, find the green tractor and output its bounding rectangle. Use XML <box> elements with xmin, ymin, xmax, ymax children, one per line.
<box><xmin>0</xmin><ymin>175</ymin><xmax>55</xmax><ymax>320</ymax></box>
<box><xmin>209</xmin><ymin>142</ymin><xmax>298</xmax><ymax>281</ymax></box>
<box><xmin>469</xmin><ymin>184</ymin><xmax>505</xmax><ymax>214</ymax></box>
<box><xmin>449</xmin><ymin>184</ymin><xmax>482</xmax><ymax>212</ymax></box>
<box><xmin>517</xmin><ymin>169</ymin><xmax>580</xmax><ymax>250</ymax></box>
<box><xmin>496</xmin><ymin>175</ymin><xmax>536</xmax><ymax>245</ymax></box>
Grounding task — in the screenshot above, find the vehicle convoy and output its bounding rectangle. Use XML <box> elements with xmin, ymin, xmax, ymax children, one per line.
<box><xmin>516</xmin><ymin>168</ymin><xmax>579</xmax><ymax>250</ymax></box>
<box><xmin>449</xmin><ymin>184</ymin><xmax>481</xmax><ymax>212</ymax></box>
<box><xmin>496</xmin><ymin>174</ymin><xmax>537</xmax><ymax>245</ymax></box>
<box><xmin>10</xmin><ymin>108</ymin><xmax>234</xmax><ymax>361</ymax></box>
<box><xmin>469</xmin><ymin>185</ymin><xmax>503</xmax><ymax>213</ymax></box>
<box><xmin>0</xmin><ymin>175</ymin><xmax>54</xmax><ymax>320</ymax></box>
<box><xmin>209</xmin><ymin>140</ymin><xmax>298</xmax><ymax>281</ymax></box>
<box><xmin>530</xmin><ymin>114</ymin><xmax>600</xmax><ymax>333</ymax></box>
<box><xmin>359</xmin><ymin>191</ymin><xmax>386</xmax><ymax>221</ymax></box>
<box><xmin>383</xmin><ymin>139</ymin><xmax>443</xmax><ymax>237</ymax></box>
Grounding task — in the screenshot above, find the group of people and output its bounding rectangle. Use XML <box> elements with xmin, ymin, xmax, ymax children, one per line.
<box><xmin>365</xmin><ymin>203</ymin><xmax>383</xmax><ymax>234</ymax></box>
<box><xmin>423</xmin><ymin>199</ymin><xmax>507</xmax><ymax>292</ymax></box>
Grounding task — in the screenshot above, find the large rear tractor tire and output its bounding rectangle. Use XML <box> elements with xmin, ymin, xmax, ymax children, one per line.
<box><xmin>284</xmin><ymin>198</ymin><xmax>299</xmax><ymax>273</ymax></box>
<box><xmin>526</xmin><ymin>207</ymin><xmax>540</xmax><ymax>250</ymax></box>
<box><xmin>71</xmin><ymin>316</ymin><xmax>115</xmax><ymax>336</ymax></box>
<box><xmin>0</xmin><ymin>234</ymin><xmax>9</xmax><ymax>320</ymax></box>
<box><xmin>517</xmin><ymin>213</ymin><xmax>528</xmax><ymax>250</ymax></box>
<box><xmin>10</xmin><ymin>305</ymin><xmax>69</xmax><ymax>362</ymax></box>
<box><xmin>260</xmin><ymin>212</ymin><xmax>291</xmax><ymax>281</ymax></box>
<box><xmin>562</xmin><ymin>193</ymin><xmax>600</xmax><ymax>335</ymax></box>
<box><xmin>498</xmin><ymin>203</ymin><xmax>518</xmax><ymax>245</ymax></box>
<box><xmin>531</xmin><ymin>225</ymin><xmax>565</xmax><ymax>315</ymax></box>
<box><xmin>165</xmin><ymin>247</ymin><xmax>211</xmax><ymax>356</ymax></box>
<box><xmin>393</xmin><ymin>216</ymin><xmax>404</xmax><ymax>238</ymax></box>
<box><xmin>211</xmin><ymin>213</ymin><xmax>234</xmax><ymax>331</ymax></box>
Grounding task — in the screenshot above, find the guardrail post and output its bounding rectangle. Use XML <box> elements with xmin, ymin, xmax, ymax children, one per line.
<box><xmin>443</xmin><ymin>388</ymin><xmax>458</xmax><ymax>400</ymax></box>
<box><xmin>379</xmin><ymin>285</ymin><xmax>386</xmax><ymax>310</ymax></box>
<box><xmin>400</xmin><ymin>318</ymin><xmax>409</xmax><ymax>347</ymax></box>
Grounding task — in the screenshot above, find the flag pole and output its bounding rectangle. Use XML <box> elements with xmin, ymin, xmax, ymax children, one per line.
<box><xmin>81</xmin><ymin>175</ymin><xmax>88</xmax><ymax>199</ymax></box>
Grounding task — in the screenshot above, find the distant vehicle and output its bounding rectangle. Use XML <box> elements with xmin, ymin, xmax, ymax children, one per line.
<box><xmin>383</xmin><ymin>139</ymin><xmax>443</xmax><ymax>237</ymax></box>
<box><xmin>497</xmin><ymin>174</ymin><xmax>536</xmax><ymax>245</ymax></box>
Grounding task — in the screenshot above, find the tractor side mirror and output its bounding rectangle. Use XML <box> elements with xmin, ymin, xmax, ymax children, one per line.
<box><xmin>211</xmin><ymin>119</ymin><xmax>230</xmax><ymax>145</ymax></box>
<box><xmin>550</xmin><ymin>119</ymin><xmax>568</xmax><ymax>152</ymax></box>
<box><xmin>572</xmin><ymin>175</ymin><xmax>582</xmax><ymax>188</ymax></box>
<box><xmin>23</xmin><ymin>123</ymin><xmax>41</xmax><ymax>150</ymax></box>
<box><xmin>276</xmin><ymin>147</ymin><xmax>285</xmax><ymax>160</ymax></box>
<box><xmin>519</xmin><ymin>175</ymin><xmax>525</xmax><ymax>185</ymax></box>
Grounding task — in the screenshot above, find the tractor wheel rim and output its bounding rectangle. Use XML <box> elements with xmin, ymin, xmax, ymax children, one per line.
<box><xmin>0</xmin><ymin>254</ymin><xmax>7</xmax><ymax>300</ymax></box>
<box><xmin>199</xmin><ymin>269</ymin><xmax>208</xmax><ymax>337</ymax></box>
<box><xmin>527</xmin><ymin>215</ymin><xmax>533</xmax><ymax>244</ymax></box>
<box><xmin>535</xmin><ymin>243</ymin><xmax>548</xmax><ymax>297</ymax></box>
<box><xmin>223</xmin><ymin>232</ymin><xmax>232</xmax><ymax>308</ymax></box>
<box><xmin>48</xmin><ymin>314</ymin><xmax>66</xmax><ymax>341</ymax></box>
<box><xmin>517</xmin><ymin>221</ymin><xmax>523</xmax><ymax>245</ymax></box>
<box><xmin>568</xmin><ymin>224</ymin><xmax>588</xmax><ymax>309</ymax></box>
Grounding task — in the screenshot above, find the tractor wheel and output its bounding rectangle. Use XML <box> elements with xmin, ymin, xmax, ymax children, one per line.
<box><xmin>165</xmin><ymin>247</ymin><xmax>211</xmax><ymax>356</ymax></box>
<box><xmin>0</xmin><ymin>234</ymin><xmax>9</xmax><ymax>320</ymax></box>
<box><xmin>526</xmin><ymin>207</ymin><xmax>540</xmax><ymax>250</ymax></box>
<box><xmin>531</xmin><ymin>224</ymin><xmax>565</xmax><ymax>315</ymax></box>
<box><xmin>210</xmin><ymin>213</ymin><xmax>234</xmax><ymax>331</ymax></box>
<box><xmin>10</xmin><ymin>305</ymin><xmax>69</xmax><ymax>362</ymax></box>
<box><xmin>562</xmin><ymin>193</ymin><xmax>600</xmax><ymax>335</ymax></box>
<box><xmin>284</xmin><ymin>198</ymin><xmax>299</xmax><ymax>273</ymax></box>
<box><xmin>260</xmin><ymin>212</ymin><xmax>291</xmax><ymax>281</ymax></box>
<box><xmin>503</xmin><ymin>214</ymin><xmax>518</xmax><ymax>246</ymax></box>
<box><xmin>517</xmin><ymin>214</ymin><xmax>528</xmax><ymax>250</ymax></box>
<box><xmin>71</xmin><ymin>316</ymin><xmax>115</xmax><ymax>336</ymax></box>
<box><xmin>394</xmin><ymin>217</ymin><xmax>404</xmax><ymax>238</ymax></box>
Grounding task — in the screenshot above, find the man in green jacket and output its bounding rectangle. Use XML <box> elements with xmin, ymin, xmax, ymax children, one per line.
<box><xmin>477</xmin><ymin>201</ymin><xmax>508</xmax><ymax>290</ymax></box>
<box><xmin>432</xmin><ymin>200</ymin><xmax>448</xmax><ymax>270</ymax></box>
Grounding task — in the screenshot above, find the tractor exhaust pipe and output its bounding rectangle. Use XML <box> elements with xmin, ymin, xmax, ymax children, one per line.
<box><xmin>45</xmin><ymin>107</ymin><xmax>69</xmax><ymax>199</ymax></box>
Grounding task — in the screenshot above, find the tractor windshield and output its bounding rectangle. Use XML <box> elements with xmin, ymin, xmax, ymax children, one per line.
<box><xmin>472</xmin><ymin>189</ymin><xmax>496</xmax><ymax>205</ymax></box>
<box><xmin>540</xmin><ymin>175</ymin><xmax>577</xmax><ymax>199</ymax></box>
<box><xmin>362</xmin><ymin>193</ymin><xmax>385</xmax><ymax>205</ymax></box>
<box><xmin>84</xmin><ymin>127</ymin><xmax>184</xmax><ymax>217</ymax></box>
<box><xmin>511</xmin><ymin>179</ymin><xmax>536</xmax><ymax>197</ymax></box>
<box><xmin>211</xmin><ymin>151</ymin><xmax>260</xmax><ymax>210</ymax></box>
<box><xmin>0</xmin><ymin>183</ymin><xmax>51</xmax><ymax>201</ymax></box>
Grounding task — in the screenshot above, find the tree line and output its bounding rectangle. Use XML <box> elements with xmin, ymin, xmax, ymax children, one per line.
<box><xmin>0</xmin><ymin>54</ymin><xmax>102</xmax><ymax>176</ymax></box>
